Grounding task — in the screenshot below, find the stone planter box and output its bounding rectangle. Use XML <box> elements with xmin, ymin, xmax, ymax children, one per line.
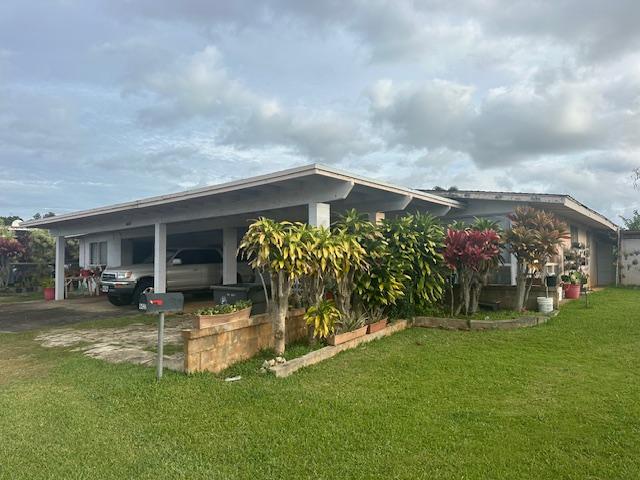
<box><xmin>367</xmin><ymin>318</ymin><xmax>388</xmax><ymax>334</ymax></box>
<box><xmin>327</xmin><ymin>325</ymin><xmax>368</xmax><ymax>346</ymax></box>
<box><xmin>194</xmin><ymin>306</ymin><xmax>251</xmax><ymax>329</ymax></box>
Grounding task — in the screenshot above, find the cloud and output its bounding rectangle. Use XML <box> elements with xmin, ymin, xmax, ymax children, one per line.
<box><xmin>130</xmin><ymin>45</ymin><xmax>373</xmax><ymax>162</ymax></box>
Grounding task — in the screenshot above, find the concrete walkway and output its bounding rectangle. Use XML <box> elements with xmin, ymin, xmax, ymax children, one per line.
<box><xmin>0</xmin><ymin>297</ymin><xmax>138</xmax><ymax>333</ymax></box>
<box><xmin>35</xmin><ymin>317</ymin><xmax>190</xmax><ymax>372</ymax></box>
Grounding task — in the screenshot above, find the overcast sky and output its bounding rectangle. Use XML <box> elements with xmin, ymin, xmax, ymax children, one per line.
<box><xmin>1</xmin><ymin>0</ymin><xmax>639</xmax><ymax>223</ymax></box>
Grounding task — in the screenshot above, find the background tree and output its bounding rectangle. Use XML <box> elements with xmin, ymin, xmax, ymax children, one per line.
<box><xmin>239</xmin><ymin>219</ymin><xmax>308</xmax><ymax>355</ymax></box>
<box><xmin>504</xmin><ymin>207</ymin><xmax>568</xmax><ymax>311</ymax></box>
<box><xmin>620</xmin><ymin>209</ymin><xmax>640</xmax><ymax>230</ymax></box>
<box><xmin>0</xmin><ymin>224</ymin><xmax>25</xmax><ymax>288</ymax></box>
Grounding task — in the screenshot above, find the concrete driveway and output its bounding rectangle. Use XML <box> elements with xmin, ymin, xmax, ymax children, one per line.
<box><xmin>0</xmin><ymin>297</ymin><xmax>138</xmax><ymax>333</ymax></box>
<box><xmin>0</xmin><ymin>294</ymin><xmax>215</xmax><ymax>333</ymax></box>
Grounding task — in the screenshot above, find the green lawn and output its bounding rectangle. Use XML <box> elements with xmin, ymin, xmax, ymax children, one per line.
<box><xmin>1</xmin><ymin>288</ymin><xmax>639</xmax><ymax>479</ymax></box>
<box><xmin>0</xmin><ymin>292</ymin><xmax>42</xmax><ymax>304</ymax></box>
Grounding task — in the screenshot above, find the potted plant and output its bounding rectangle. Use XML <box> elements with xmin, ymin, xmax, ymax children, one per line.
<box><xmin>564</xmin><ymin>272</ymin><xmax>583</xmax><ymax>299</ymax></box>
<box><xmin>366</xmin><ymin>306</ymin><xmax>388</xmax><ymax>334</ymax></box>
<box><xmin>194</xmin><ymin>300</ymin><xmax>252</xmax><ymax>329</ymax></box>
<box><xmin>327</xmin><ymin>311</ymin><xmax>368</xmax><ymax>346</ymax></box>
<box><xmin>42</xmin><ymin>277</ymin><xmax>55</xmax><ymax>301</ymax></box>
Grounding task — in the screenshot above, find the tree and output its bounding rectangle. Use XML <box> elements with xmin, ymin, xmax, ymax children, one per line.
<box><xmin>620</xmin><ymin>209</ymin><xmax>640</xmax><ymax>230</ymax></box>
<box><xmin>239</xmin><ymin>219</ymin><xmax>308</xmax><ymax>355</ymax></box>
<box><xmin>504</xmin><ymin>207</ymin><xmax>569</xmax><ymax>311</ymax></box>
<box><xmin>633</xmin><ymin>168</ymin><xmax>640</xmax><ymax>189</ymax></box>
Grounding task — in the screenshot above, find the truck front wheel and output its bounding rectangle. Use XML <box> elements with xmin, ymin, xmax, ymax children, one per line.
<box><xmin>107</xmin><ymin>295</ymin><xmax>132</xmax><ymax>306</ymax></box>
<box><xmin>133</xmin><ymin>278</ymin><xmax>154</xmax><ymax>307</ymax></box>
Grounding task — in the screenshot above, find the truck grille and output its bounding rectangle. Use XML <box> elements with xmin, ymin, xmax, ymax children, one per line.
<box><xmin>102</xmin><ymin>273</ymin><xmax>116</xmax><ymax>281</ymax></box>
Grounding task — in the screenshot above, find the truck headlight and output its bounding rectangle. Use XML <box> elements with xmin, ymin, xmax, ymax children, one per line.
<box><xmin>116</xmin><ymin>271</ymin><xmax>132</xmax><ymax>280</ymax></box>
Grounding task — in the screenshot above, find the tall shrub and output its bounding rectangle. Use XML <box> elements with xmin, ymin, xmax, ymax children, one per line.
<box><xmin>444</xmin><ymin>227</ymin><xmax>502</xmax><ymax>315</ymax></box>
<box><xmin>384</xmin><ymin>213</ymin><xmax>446</xmax><ymax>316</ymax></box>
<box><xmin>333</xmin><ymin>210</ymin><xmax>404</xmax><ymax>319</ymax></box>
<box><xmin>504</xmin><ymin>207</ymin><xmax>568</xmax><ymax>311</ymax></box>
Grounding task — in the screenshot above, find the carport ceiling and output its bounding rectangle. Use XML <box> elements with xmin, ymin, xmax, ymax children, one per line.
<box><xmin>21</xmin><ymin>163</ymin><xmax>461</xmax><ymax>237</ymax></box>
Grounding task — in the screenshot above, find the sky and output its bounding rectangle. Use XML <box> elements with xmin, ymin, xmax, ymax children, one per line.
<box><xmin>1</xmin><ymin>0</ymin><xmax>639</xmax><ymax>223</ymax></box>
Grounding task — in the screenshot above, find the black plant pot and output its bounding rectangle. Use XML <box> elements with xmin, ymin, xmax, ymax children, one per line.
<box><xmin>545</xmin><ymin>275</ymin><xmax>558</xmax><ymax>288</ymax></box>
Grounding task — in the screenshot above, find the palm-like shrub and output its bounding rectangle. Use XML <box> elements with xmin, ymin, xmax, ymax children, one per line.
<box><xmin>504</xmin><ymin>207</ymin><xmax>569</xmax><ymax>311</ymax></box>
<box><xmin>444</xmin><ymin>227</ymin><xmax>502</xmax><ymax>315</ymax></box>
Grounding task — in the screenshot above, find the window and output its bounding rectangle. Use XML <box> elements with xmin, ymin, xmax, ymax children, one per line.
<box><xmin>174</xmin><ymin>249</ymin><xmax>221</xmax><ymax>265</ymax></box>
<box><xmin>90</xmin><ymin>241</ymin><xmax>107</xmax><ymax>265</ymax></box>
<box><xmin>570</xmin><ymin>225</ymin><xmax>579</xmax><ymax>245</ymax></box>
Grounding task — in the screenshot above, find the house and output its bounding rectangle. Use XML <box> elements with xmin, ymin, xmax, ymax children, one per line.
<box><xmin>619</xmin><ymin>230</ymin><xmax>640</xmax><ymax>285</ymax></box>
<box><xmin>21</xmin><ymin>164</ymin><xmax>619</xmax><ymax>308</ymax></box>
<box><xmin>421</xmin><ymin>190</ymin><xmax>619</xmax><ymax>309</ymax></box>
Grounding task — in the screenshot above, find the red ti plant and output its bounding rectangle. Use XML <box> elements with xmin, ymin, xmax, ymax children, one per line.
<box><xmin>444</xmin><ymin>227</ymin><xmax>502</xmax><ymax>316</ymax></box>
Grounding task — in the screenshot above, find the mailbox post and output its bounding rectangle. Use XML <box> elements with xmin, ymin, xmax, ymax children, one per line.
<box><xmin>139</xmin><ymin>293</ymin><xmax>184</xmax><ymax>380</ymax></box>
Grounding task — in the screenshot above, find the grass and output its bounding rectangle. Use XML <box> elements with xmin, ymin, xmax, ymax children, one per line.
<box><xmin>1</xmin><ymin>288</ymin><xmax>639</xmax><ymax>479</ymax></box>
<box><xmin>0</xmin><ymin>291</ymin><xmax>42</xmax><ymax>303</ymax></box>
<box><xmin>417</xmin><ymin>304</ymin><xmax>526</xmax><ymax>320</ymax></box>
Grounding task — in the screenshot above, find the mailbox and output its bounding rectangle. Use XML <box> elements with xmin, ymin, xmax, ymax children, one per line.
<box><xmin>139</xmin><ymin>292</ymin><xmax>184</xmax><ymax>314</ymax></box>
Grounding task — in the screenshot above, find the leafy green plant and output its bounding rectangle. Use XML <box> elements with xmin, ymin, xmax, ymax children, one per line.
<box><xmin>334</xmin><ymin>210</ymin><xmax>403</xmax><ymax>317</ymax></box>
<box><xmin>383</xmin><ymin>213</ymin><xmax>447</xmax><ymax>317</ymax></box>
<box><xmin>41</xmin><ymin>277</ymin><xmax>54</xmax><ymax>289</ymax></box>
<box><xmin>335</xmin><ymin>311</ymin><xmax>367</xmax><ymax>334</ymax></box>
<box><xmin>196</xmin><ymin>300</ymin><xmax>252</xmax><ymax>316</ymax></box>
<box><xmin>304</xmin><ymin>299</ymin><xmax>341</xmax><ymax>339</ymax></box>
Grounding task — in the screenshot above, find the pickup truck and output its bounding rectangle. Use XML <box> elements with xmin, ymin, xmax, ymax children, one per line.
<box><xmin>100</xmin><ymin>247</ymin><xmax>254</xmax><ymax>306</ymax></box>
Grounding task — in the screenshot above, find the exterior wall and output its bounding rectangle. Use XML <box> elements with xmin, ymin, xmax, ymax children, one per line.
<box><xmin>620</xmin><ymin>234</ymin><xmax>640</xmax><ymax>285</ymax></box>
<box><xmin>479</xmin><ymin>285</ymin><xmax>562</xmax><ymax>311</ymax></box>
<box><xmin>183</xmin><ymin>309</ymin><xmax>307</xmax><ymax>374</ymax></box>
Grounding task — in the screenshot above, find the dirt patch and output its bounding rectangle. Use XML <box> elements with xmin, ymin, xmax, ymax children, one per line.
<box><xmin>35</xmin><ymin>318</ymin><xmax>192</xmax><ymax>372</ymax></box>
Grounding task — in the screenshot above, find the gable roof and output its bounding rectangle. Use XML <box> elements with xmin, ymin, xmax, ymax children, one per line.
<box><xmin>421</xmin><ymin>189</ymin><xmax>618</xmax><ymax>232</ymax></box>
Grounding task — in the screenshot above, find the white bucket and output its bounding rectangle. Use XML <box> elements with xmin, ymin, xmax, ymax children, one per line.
<box><xmin>537</xmin><ymin>297</ymin><xmax>554</xmax><ymax>314</ymax></box>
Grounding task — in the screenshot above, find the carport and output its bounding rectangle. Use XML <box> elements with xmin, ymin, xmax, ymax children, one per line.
<box><xmin>21</xmin><ymin>164</ymin><xmax>461</xmax><ymax>301</ymax></box>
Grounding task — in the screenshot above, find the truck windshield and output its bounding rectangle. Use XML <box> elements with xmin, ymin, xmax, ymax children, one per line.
<box><xmin>141</xmin><ymin>249</ymin><xmax>178</xmax><ymax>264</ymax></box>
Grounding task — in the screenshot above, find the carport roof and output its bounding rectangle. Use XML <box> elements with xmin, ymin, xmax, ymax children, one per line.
<box><xmin>21</xmin><ymin>164</ymin><xmax>461</xmax><ymax>232</ymax></box>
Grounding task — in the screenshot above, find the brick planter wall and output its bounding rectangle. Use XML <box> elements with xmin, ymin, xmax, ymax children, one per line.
<box><xmin>182</xmin><ymin>308</ymin><xmax>307</xmax><ymax>374</ymax></box>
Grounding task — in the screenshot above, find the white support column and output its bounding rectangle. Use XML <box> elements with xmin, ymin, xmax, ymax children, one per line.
<box><xmin>308</xmin><ymin>202</ymin><xmax>331</xmax><ymax>228</ymax></box>
<box><xmin>510</xmin><ymin>253</ymin><xmax>518</xmax><ymax>286</ymax></box>
<box><xmin>367</xmin><ymin>212</ymin><xmax>385</xmax><ymax>224</ymax></box>
<box><xmin>222</xmin><ymin>227</ymin><xmax>238</xmax><ymax>285</ymax></box>
<box><xmin>54</xmin><ymin>236</ymin><xmax>65</xmax><ymax>300</ymax></box>
<box><xmin>154</xmin><ymin>222</ymin><xmax>167</xmax><ymax>294</ymax></box>
<box><xmin>78</xmin><ymin>238</ymin><xmax>87</xmax><ymax>269</ymax></box>
<box><xmin>106</xmin><ymin>233</ymin><xmax>122</xmax><ymax>268</ymax></box>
